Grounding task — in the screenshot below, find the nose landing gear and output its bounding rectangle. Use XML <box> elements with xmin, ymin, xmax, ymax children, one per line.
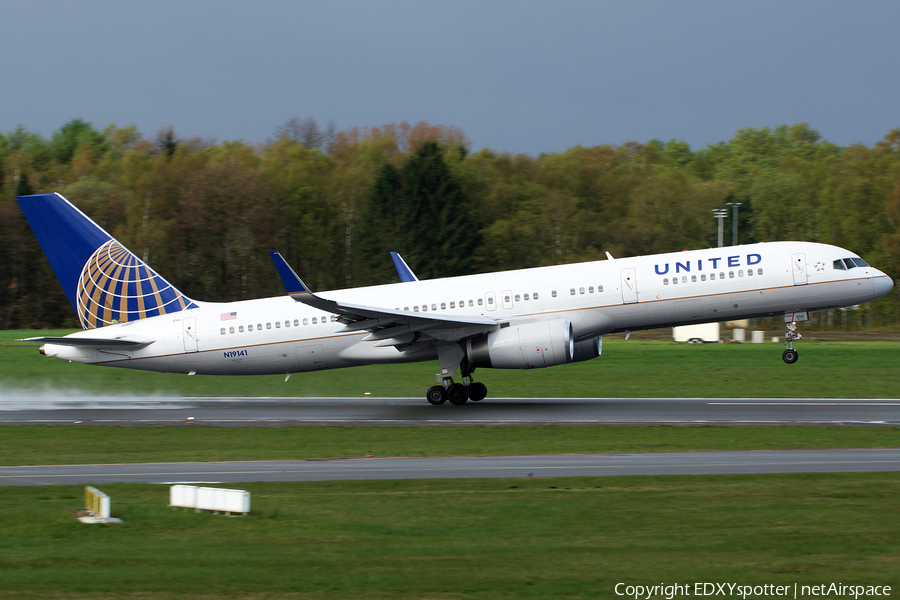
<box><xmin>782</xmin><ymin>320</ymin><xmax>802</xmax><ymax>364</ymax></box>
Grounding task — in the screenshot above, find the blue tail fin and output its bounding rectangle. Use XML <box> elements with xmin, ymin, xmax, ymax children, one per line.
<box><xmin>17</xmin><ymin>193</ymin><xmax>197</xmax><ymax>330</ymax></box>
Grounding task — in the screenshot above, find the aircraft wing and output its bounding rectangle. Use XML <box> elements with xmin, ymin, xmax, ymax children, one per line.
<box><xmin>18</xmin><ymin>336</ymin><xmax>155</xmax><ymax>350</ymax></box>
<box><xmin>270</xmin><ymin>251</ymin><xmax>498</xmax><ymax>345</ymax></box>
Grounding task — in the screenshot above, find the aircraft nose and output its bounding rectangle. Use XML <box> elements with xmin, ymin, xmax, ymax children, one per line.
<box><xmin>873</xmin><ymin>274</ymin><xmax>894</xmax><ymax>299</ymax></box>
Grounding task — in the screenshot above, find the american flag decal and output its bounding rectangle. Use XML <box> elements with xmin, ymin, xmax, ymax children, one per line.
<box><xmin>221</xmin><ymin>312</ymin><xmax>237</xmax><ymax>321</ymax></box>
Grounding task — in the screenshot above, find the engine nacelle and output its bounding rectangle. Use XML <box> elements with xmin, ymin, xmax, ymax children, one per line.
<box><xmin>467</xmin><ymin>319</ymin><xmax>573</xmax><ymax>369</ymax></box>
<box><xmin>571</xmin><ymin>336</ymin><xmax>602</xmax><ymax>363</ymax></box>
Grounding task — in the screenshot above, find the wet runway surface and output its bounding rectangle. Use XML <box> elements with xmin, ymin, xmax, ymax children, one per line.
<box><xmin>2</xmin><ymin>396</ymin><xmax>900</xmax><ymax>426</ymax></box>
<box><xmin>3</xmin><ymin>448</ymin><xmax>899</xmax><ymax>486</ymax></box>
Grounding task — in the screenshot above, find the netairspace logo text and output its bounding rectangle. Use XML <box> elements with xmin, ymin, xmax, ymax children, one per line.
<box><xmin>615</xmin><ymin>582</ymin><xmax>892</xmax><ymax>600</ymax></box>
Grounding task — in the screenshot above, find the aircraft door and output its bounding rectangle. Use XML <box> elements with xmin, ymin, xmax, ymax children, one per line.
<box><xmin>791</xmin><ymin>253</ymin><xmax>807</xmax><ymax>285</ymax></box>
<box><xmin>485</xmin><ymin>291</ymin><xmax>497</xmax><ymax>311</ymax></box>
<box><xmin>297</xmin><ymin>344</ymin><xmax>328</xmax><ymax>371</ymax></box>
<box><xmin>183</xmin><ymin>317</ymin><xmax>199</xmax><ymax>353</ymax></box>
<box><xmin>620</xmin><ymin>269</ymin><xmax>638</xmax><ymax>304</ymax></box>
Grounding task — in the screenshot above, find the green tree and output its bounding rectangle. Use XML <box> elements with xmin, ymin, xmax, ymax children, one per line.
<box><xmin>50</xmin><ymin>119</ymin><xmax>105</xmax><ymax>164</ymax></box>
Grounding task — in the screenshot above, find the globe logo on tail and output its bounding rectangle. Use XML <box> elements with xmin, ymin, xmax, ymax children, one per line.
<box><xmin>76</xmin><ymin>240</ymin><xmax>196</xmax><ymax>329</ymax></box>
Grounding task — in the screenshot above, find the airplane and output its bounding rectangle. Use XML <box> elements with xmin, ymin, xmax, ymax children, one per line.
<box><xmin>16</xmin><ymin>192</ymin><xmax>894</xmax><ymax>405</ymax></box>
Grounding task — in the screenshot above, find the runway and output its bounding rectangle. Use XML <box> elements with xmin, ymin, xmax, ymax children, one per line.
<box><xmin>3</xmin><ymin>448</ymin><xmax>899</xmax><ymax>486</ymax></box>
<box><xmin>2</xmin><ymin>395</ymin><xmax>900</xmax><ymax>426</ymax></box>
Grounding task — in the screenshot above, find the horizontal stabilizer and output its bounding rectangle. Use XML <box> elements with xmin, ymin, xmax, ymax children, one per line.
<box><xmin>390</xmin><ymin>252</ymin><xmax>419</xmax><ymax>282</ymax></box>
<box><xmin>18</xmin><ymin>336</ymin><xmax>155</xmax><ymax>350</ymax></box>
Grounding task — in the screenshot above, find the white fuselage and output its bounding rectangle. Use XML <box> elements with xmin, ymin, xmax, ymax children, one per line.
<box><xmin>43</xmin><ymin>242</ymin><xmax>893</xmax><ymax>376</ymax></box>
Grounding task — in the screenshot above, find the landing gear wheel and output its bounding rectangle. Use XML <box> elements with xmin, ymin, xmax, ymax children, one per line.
<box><xmin>782</xmin><ymin>349</ymin><xmax>799</xmax><ymax>364</ymax></box>
<box><xmin>447</xmin><ymin>383</ymin><xmax>469</xmax><ymax>405</ymax></box>
<box><xmin>427</xmin><ymin>385</ymin><xmax>447</xmax><ymax>405</ymax></box>
<box><xmin>468</xmin><ymin>382</ymin><xmax>487</xmax><ymax>402</ymax></box>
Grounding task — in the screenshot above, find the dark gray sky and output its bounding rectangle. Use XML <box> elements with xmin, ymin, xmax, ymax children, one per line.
<box><xmin>4</xmin><ymin>0</ymin><xmax>898</xmax><ymax>155</ymax></box>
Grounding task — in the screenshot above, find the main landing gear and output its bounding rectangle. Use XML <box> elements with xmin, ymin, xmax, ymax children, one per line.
<box><xmin>426</xmin><ymin>345</ymin><xmax>488</xmax><ymax>405</ymax></box>
<box><xmin>426</xmin><ymin>377</ymin><xmax>488</xmax><ymax>405</ymax></box>
<box><xmin>782</xmin><ymin>320</ymin><xmax>802</xmax><ymax>364</ymax></box>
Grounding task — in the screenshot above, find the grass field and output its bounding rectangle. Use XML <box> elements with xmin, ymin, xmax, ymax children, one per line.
<box><xmin>3</xmin><ymin>329</ymin><xmax>900</xmax><ymax>398</ymax></box>
<box><xmin>1</xmin><ymin>474</ymin><xmax>898</xmax><ymax>599</ymax></box>
<box><xmin>2</xmin><ymin>424</ymin><xmax>899</xmax><ymax>466</ymax></box>
<box><xmin>3</xmin><ymin>330</ymin><xmax>900</xmax><ymax>598</ymax></box>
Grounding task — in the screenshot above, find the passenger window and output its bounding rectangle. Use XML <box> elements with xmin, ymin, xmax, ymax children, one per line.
<box><xmin>294</xmin><ymin>319</ymin><xmax>299</xmax><ymax>326</ymax></box>
<box><xmin>275</xmin><ymin>321</ymin><xmax>281</xmax><ymax>328</ymax></box>
<box><xmin>414</xmin><ymin>306</ymin><xmax>419</xmax><ymax>312</ymax></box>
<box><xmin>747</xmin><ymin>269</ymin><xmax>753</xmax><ymax>276</ymax></box>
<box><xmin>588</xmin><ymin>287</ymin><xmax>594</xmax><ymax>294</ymax></box>
<box><xmin>570</xmin><ymin>288</ymin><xmax>576</xmax><ymax>295</ymax></box>
<box><xmin>257</xmin><ymin>323</ymin><xmax>262</xmax><ymax>330</ymax></box>
<box><xmin>663</xmin><ymin>278</ymin><xmax>669</xmax><ymax>285</ymax></box>
<box><xmin>598</xmin><ymin>285</ymin><xmax>603</xmax><ymax>293</ymax></box>
<box><xmin>468</xmin><ymin>300</ymin><xmax>474</xmax><ymax>307</ymax></box>
<box><xmin>710</xmin><ymin>273</ymin><xmax>716</xmax><ymax>280</ymax></box>
<box><xmin>404</xmin><ymin>307</ymin><xmax>409</xmax><ymax>311</ymax></box>
<box><xmin>303</xmin><ymin>318</ymin><xmax>308</xmax><ymax>326</ymax></box>
<box><xmin>738</xmin><ymin>270</ymin><xmax>743</xmax><ymax>277</ymax></box>
<box><xmin>700</xmin><ymin>274</ymin><xmax>706</xmax><ymax>281</ymax></box>
<box><xmin>421</xmin><ymin>305</ymin><xmax>427</xmax><ymax>312</ymax></box>
<box><xmin>432</xmin><ymin>304</ymin><xmax>437</xmax><ymax>311</ymax></box>
<box><xmin>239</xmin><ymin>325</ymin><xmax>244</xmax><ymax>332</ymax></box>
<box><xmin>682</xmin><ymin>276</ymin><xmax>687</xmax><ymax>283</ymax></box>
<box><xmin>450</xmin><ymin>302</ymin><xmax>456</xmax><ymax>309</ymax></box>
<box><xmin>248</xmin><ymin>324</ymin><xmax>253</xmax><ymax>332</ymax></box>
<box><xmin>478</xmin><ymin>298</ymin><xmax>483</xmax><ymax>305</ymax></box>
<box><xmin>220</xmin><ymin>328</ymin><xmax>226</xmax><ymax>335</ymax></box>
<box><xmin>729</xmin><ymin>272</ymin><xmax>734</xmax><ymax>278</ymax></box>
<box><xmin>691</xmin><ymin>275</ymin><xmax>697</xmax><ymax>282</ymax></box>
<box><xmin>487</xmin><ymin>297</ymin><xmax>494</xmax><ymax>305</ymax></box>
<box><xmin>533</xmin><ymin>292</ymin><xmax>539</xmax><ymax>299</ymax></box>
<box><xmin>719</xmin><ymin>272</ymin><xmax>725</xmax><ymax>279</ymax></box>
<box><xmin>524</xmin><ymin>293</ymin><xmax>530</xmax><ymax>301</ymax></box>
<box><xmin>504</xmin><ymin>296</ymin><xmax>510</xmax><ymax>303</ymax></box>
<box><xmin>441</xmin><ymin>302</ymin><xmax>447</xmax><ymax>310</ymax></box>
<box><xmin>579</xmin><ymin>287</ymin><xmax>585</xmax><ymax>294</ymax></box>
<box><xmin>331</xmin><ymin>315</ymin><xmax>338</xmax><ymax>322</ymax></box>
<box><xmin>267</xmin><ymin>322</ymin><xmax>272</xmax><ymax>329</ymax></box>
<box><xmin>311</xmin><ymin>318</ymin><xmax>316</xmax><ymax>325</ymax></box>
<box><xmin>515</xmin><ymin>294</ymin><xmax>520</xmax><ymax>302</ymax></box>
<box><xmin>552</xmin><ymin>290</ymin><xmax>557</xmax><ymax>297</ymax></box>
<box><xmin>672</xmin><ymin>277</ymin><xmax>678</xmax><ymax>284</ymax></box>
<box><xmin>757</xmin><ymin>268</ymin><xmax>763</xmax><ymax>275</ymax></box>
<box><xmin>284</xmin><ymin>320</ymin><xmax>290</xmax><ymax>327</ymax></box>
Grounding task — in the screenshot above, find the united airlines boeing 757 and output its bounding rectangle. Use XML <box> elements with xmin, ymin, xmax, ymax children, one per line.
<box><xmin>17</xmin><ymin>193</ymin><xmax>894</xmax><ymax>404</ymax></box>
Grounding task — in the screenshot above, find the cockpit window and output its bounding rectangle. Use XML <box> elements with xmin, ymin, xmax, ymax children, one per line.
<box><xmin>843</xmin><ymin>258</ymin><xmax>857</xmax><ymax>270</ymax></box>
<box><xmin>852</xmin><ymin>258</ymin><xmax>869</xmax><ymax>268</ymax></box>
<box><xmin>833</xmin><ymin>260</ymin><xmax>846</xmax><ymax>271</ymax></box>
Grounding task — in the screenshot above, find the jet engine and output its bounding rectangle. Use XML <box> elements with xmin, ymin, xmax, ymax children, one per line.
<box><xmin>571</xmin><ymin>336</ymin><xmax>602</xmax><ymax>363</ymax></box>
<box><xmin>466</xmin><ymin>319</ymin><xmax>573</xmax><ymax>369</ymax></box>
